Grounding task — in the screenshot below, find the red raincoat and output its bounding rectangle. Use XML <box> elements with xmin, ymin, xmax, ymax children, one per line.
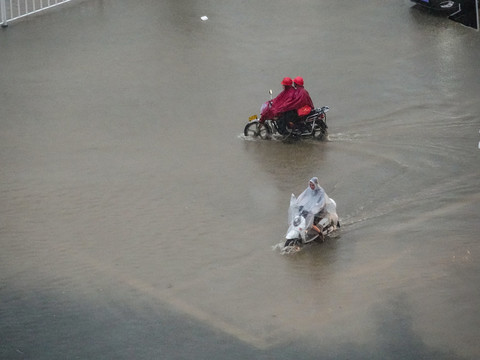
<box><xmin>270</xmin><ymin>86</ymin><xmax>296</xmax><ymax>117</ymax></box>
<box><xmin>274</xmin><ymin>85</ymin><xmax>314</xmax><ymax>115</ymax></box>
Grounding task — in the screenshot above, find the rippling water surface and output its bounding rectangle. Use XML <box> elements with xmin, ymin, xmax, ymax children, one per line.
<box><xmin>1</xmin><ymin>1</ymin><xmax>479</xmax><ymax>359</ymax></box>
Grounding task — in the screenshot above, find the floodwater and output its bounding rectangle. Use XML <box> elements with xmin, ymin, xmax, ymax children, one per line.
<box><xmin>1</xmin><ymin>0</ymin><xmax>479</xmax><ymax>359</ymax></box>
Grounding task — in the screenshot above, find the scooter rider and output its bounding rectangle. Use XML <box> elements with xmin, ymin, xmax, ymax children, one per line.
<box><xmin>297</xmin><ymin>177</ymin><xmax>326</xmax><ymax>213</ymax></box>
<box><xmin>296</xmin><ymin>177</ymin><xmax>330</xmax><ymax>236</ymax></box>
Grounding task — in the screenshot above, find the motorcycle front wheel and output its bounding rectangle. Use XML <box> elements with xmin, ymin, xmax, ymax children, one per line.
<box><xmin>244</xmin><ymin>121</ymin><xmax>271</xmax><ymax>139</ymax></box>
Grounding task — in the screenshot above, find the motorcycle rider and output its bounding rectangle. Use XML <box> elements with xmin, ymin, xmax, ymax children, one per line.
<box><xmin>267</xmin><ymin>77</ymin><xmax>296</xmax><ymax>134</ymax></box>
<box><xmin>272</xmin><ymin>77</ymin><xmax>295</xmax><ymax>108</ymax></box>
<box><xmin>273</xmin><ymin>76</ymin><xmax>315</xmax><ymax>135</ymax></box>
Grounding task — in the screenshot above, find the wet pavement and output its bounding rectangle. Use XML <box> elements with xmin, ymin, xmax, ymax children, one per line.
<box><xmin>1</xmin><ymin>0</ymin><xmax>480</xmax><ymax>359</ymax></box>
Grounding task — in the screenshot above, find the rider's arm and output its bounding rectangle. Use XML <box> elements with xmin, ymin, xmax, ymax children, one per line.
<box><xmin>311</xmin><ymin>192</ymin><xmax>326</xmax><ymax>215</ymax></box>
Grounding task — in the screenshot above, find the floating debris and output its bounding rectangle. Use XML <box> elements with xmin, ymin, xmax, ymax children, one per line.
<box><xmin>201</xmin><ymin>16</ymin><xmax>208</xmax><ymax>21</ymax></box>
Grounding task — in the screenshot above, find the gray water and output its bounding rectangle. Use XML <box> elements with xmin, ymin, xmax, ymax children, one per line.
<box><xmin>1</xmin><ymin>0</ymin><xmax>479</xmax><ymax>359</ymax></box>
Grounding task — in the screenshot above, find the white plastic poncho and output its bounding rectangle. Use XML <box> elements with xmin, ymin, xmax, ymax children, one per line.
<box><xmin>296</xmin><ymin>177</ymin><xmax>327</xmax><ymax>216</ymax></box>
<box><xmin>287</xmin><ymin>177</ymin><xmax>339</xmax><ymax>237</ymax></box>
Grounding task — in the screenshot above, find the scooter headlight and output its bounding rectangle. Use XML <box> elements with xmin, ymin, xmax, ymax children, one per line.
<box><xmin>293</xmin><ymin>216</ymin><xmax>301</xmax><ymax>227</ymax></box>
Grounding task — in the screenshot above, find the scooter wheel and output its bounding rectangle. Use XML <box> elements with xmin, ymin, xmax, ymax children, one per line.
<box><xmin>284</xmin><ymin>239</ymin><xmax>298</xmax><ymax>247</ymax></box>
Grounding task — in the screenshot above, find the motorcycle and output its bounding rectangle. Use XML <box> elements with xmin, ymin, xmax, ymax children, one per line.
<box><xmin>281</xmin><ymin>193</ymin><xmax>339</xmax><ymax>254</ymax></box>
<box><xmin>243</xmin><ymin>90</ymin><xmax>330</xmax><ymax>140</ymax></box>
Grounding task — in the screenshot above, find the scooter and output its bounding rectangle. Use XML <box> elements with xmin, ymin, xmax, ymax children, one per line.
<box><xmin>282</xmin><ymin>194</ymin><xmax>339</xmax><ymax>253</ymax></box>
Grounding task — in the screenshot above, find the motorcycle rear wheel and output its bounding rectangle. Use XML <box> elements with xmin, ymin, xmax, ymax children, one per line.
<box><xmin>244</xmin><ymin>121</ymin><xmax>271</xmax><ymax>139</ymax></box>
<box><xmin>313</xmin><ymin>124</ymin><xmax>327</xmax><ymax>140</ymax></box>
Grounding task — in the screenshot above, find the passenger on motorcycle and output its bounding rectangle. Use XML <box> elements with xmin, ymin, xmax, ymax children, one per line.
<box><xmin>292</xmin><ymin>76</ymin><xmax>314</xmax><ymax>110</ymax></box>
<box><xmin>291</xmin><ymin>76</ymin><xmax>315</xmax><ymax>132</ymax></box>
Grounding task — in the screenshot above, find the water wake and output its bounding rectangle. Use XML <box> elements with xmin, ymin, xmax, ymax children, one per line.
<box><xmin>272</xmin><ymin>242</ymin><xmax>301</xmax><ymax>255</ymax></box>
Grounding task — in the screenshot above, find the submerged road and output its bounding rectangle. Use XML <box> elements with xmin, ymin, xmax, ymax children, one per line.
<box><xmin>1</xmin><ymin>0</ymin><xmax>479</xmax><ymax>359</ymax></box>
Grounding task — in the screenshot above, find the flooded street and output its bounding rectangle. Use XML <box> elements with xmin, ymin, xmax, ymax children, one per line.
<box><xmin>1</xmin><ymin>0</ymin><xmax>479</xmax><ymax>358</ymax></box>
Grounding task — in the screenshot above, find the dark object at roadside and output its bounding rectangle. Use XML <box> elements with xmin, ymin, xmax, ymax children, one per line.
<box><xmin>449</xmin><ymin>0</ymin><xmax>479</xmax><ymax>29</ymax></box>
<box><xmin>410</xmin><ymin>0</ymin><xmax>460</xmax><ymax>13</ymax></box>
<box><xmin>411</xmin><ymin>0</ymin><xmax>479</xmax><ymax>30</ymax></box>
